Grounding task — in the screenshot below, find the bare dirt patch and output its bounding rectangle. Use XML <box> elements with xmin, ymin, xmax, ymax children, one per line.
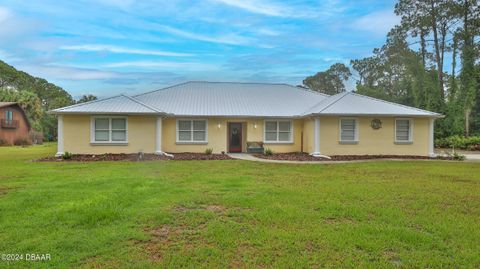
<box><xmin>36</xmin><ymin>152</ymin><xmax>233</xmax><ymax>162</ymax></box>
<box><xmin>0</xmin><ymin>187</ymin><xmax>10</xmax><ymax>196</ymax></box>
<box><xmin>254</xmin><ymin>152</ymin><xmax>453</xmax><ymax>161</ymax></box>
<box><xmin>0</xmin><ymin>186</ymin><xmax>17</xmax><ymax>196</ymax></box>
<box><xmin>383</xmin><ymin>249</ymin><xmax>402</xmax><ymax>267</ymax></box>
<box><xmin>323</xmin><ymin>216</ymin><xmax>356</xmax><ymax>224</ymax></box>
<box><xmin>135</xmin><ymin>204</ymin><xmax>248</xmax><ymax>263</ymax></box>
<box><xmin>205</xmin><ymin>205</ymin><xmax>227</xmax><ymax>213</ymax></box>
<box><xmin>139</xmin><ymin>222</ymin><xmax>208</xmax><ymax>262</ymax></box>
<box><xmin>172</xmin><ymin>204</ymin><xmax>228</xmax><ymax>213</ymax></box>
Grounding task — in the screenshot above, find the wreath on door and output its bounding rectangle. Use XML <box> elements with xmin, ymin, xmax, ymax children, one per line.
<box><xmin>371</xmin><ymin>119</ymin><xmax>382</xmax><ymax>129</ymax></box>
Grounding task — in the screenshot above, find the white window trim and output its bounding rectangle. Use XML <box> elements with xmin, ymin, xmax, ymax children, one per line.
<box><xmin>263</xmin><ymin>119</ymin><xmax>294</xmax><ymax>144</ymax></box>
<box><xmin>395</xmin><ymin>118</ymin><xmax>414</xmax><ymax>144</ymax></box>
<box><xmin>90</xmin><ymin>116</ymin><xmax>128</xmax><ymax>144</ymax></box>
<box><xmin>176</xmin><ymin>118</ymin><xmax>208</xmax><ymax>144</ymax></box>
<box><xmin>339</xmin><ymin>118</ymin><xmax>359</xmax><ymax>144</ymax></box>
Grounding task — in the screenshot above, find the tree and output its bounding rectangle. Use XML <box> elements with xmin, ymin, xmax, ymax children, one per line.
<box><xmin>77</xmin><ymin>94</ymin><xmax>98</xmax><ymax>103</ymax></box>
<box><xmin>395</xmin><ymin>0</ymin><xmax>456</xmax><ymax>99</ymax></box>
<box><xmin>0</xmin><ymin>60</ymin><xmax>74</xmax><ymax>140</ymax></box>
<box><xmin>350</xmin><ymin>0</ymin><xmax>480</xmax><ymax>138</ymax></box>
<box><xmin>352</xmin><ymin>27</ymin><xmax>441</xmax><ymax>109</ymax></box>
<box><xmin>303</xmin><ymin>63</ymin><xmax>351</xmax><ymax>95</ymax></box>
<box><xmin>456</xmin><ymin>0</ymin><xmax>479</xmax><ymax>136</ymax></box>
<box><xmin>0</xmin><ymin>88</ymin><xmax>43</xmax><ymax>131</ymax></box>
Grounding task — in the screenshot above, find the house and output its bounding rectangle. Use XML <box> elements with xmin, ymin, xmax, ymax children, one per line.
<box><xmin>0</xmin><ymin>102</ymin><xmax>31</xmax><ymax>145</ymax></box>
<box><xmin>50</xmin><ymin>81</ymin><xmax>442</xmax><ymax>157</ymax></box>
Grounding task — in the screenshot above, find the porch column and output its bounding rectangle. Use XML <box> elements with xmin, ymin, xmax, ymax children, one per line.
<box><xmin>55</xmin><ymin>115</ymin><xmax>64</xmax><ymax>157</ymax></box>
<box><xmin>155</xmin><ymin>116</ymin><xmax>162</xmax><ymax>154</ymax></box>
<box><xmin>155</xmin><ymin>116</ymin><xmax>173</xmax><ymax>157</ymax></box>
<box><xmin>429</xmin><ymin>118</ymin><xmax>435</xmax><ymax>157</ymax></box>
<box><xmin>311</xmin><ymin>117</ymin><xmax>321</xmax><ymax>157</ymax></box>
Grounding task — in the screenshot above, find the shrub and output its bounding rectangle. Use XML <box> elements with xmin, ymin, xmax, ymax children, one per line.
<box><xmin>447</xmin><ymin>151</ymin><xmax>465</xmax><ymax>161</ymax></box>
<box><xmin>29</xmin><ymin>131</ymin><xmax>44</xmax><ymax>145</ymax></box>
<box><xmin>62</xmin><ymin>152</ymin><xmax>73</xmax><ymax>160</ymax></box>
<box><xmin>13</xmin><ymin>137</ymin><xmax>32</xmax><ymax>146</ymax></box>
<box><xmin>264</xmin><ymin>148</ymin><xmax>273</xmax><ymax>156</ymax></box>
<box><xmin>205</xmin><ymin>148</ymin><xmax>213</xmax><ymax>155</ymax></box>
<box><xmin>435</xmin><ymin>135</ymin><xmax>480</xmax><ymax>150</ymax></box>
<box><xmin>0</xmin><ymin>139</ymin><xmax>8</xmax><ymax>146</ymax></box>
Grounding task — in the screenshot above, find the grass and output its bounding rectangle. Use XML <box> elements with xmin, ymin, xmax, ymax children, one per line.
<box><xmin>0</xmin><ymin>143</ymin><xmax>479</xmax><ymax>268</ymax></box>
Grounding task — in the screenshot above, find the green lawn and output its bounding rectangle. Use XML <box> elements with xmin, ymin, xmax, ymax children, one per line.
<box><xmin>0</xmin><ymin>144</ymin><xmax>479</xmax><ymax>268</ymax></box>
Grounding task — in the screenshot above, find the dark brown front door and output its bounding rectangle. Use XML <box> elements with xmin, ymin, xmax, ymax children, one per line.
<box><xmin>228</xmin><ymin>123</ymin><xmax>242</xmax><ymax>153</ymax></box>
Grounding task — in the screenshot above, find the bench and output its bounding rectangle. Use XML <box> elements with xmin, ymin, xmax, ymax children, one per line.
<box><xmin>246</xmin><ymin>141</ymin><xmax>264</xmax><ymax>154</ymax></box>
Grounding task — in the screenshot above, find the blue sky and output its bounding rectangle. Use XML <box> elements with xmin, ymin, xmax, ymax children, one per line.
<box><xmin>0</xmin><ymin>0</ymin><xmax>400</xmax><ymax>98</ymax></box>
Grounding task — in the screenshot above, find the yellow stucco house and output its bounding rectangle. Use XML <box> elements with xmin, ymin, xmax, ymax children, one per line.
<box><xmin>51</xmin><ymin>81</ymin><xmax>442</xmax><ymax>157</ymax></box>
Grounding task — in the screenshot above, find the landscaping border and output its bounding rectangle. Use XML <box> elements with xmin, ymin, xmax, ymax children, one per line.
<box><xmin>253</xmin><ymin>152</ymin><xmax>454</xmax><ymax>162</ymax></box>
<box><xmin>36</xmin><ymin>153</ymin><xmax>233</xmax><ymax>162</ymax></box>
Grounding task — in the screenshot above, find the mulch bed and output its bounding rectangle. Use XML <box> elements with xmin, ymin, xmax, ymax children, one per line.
<box><xmin>37</xmin><ymin>152</ymin><xmax>233</xmax><ymax>162</ymax></box>
<box><xmin>253</xmin><ymin>152</ymin><xmax>454</xmax><ymax>161</ymax></box>
<box><xmin>170</xmin><ymin>153</ymin><xmax>232</xmax><ymax>161</ymax></box>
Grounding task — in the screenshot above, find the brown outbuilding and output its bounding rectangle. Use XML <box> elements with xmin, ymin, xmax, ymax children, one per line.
<box><xmin>0</xmin><ymin>102</ymin><xmax>31</xmax><ymax>145</ymax></box>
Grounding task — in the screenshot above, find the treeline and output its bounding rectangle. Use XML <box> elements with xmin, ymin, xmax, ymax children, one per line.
<box><xmin>304</xmin><ymin>0</ymin><xmax>480</xmax><ymax>138</ymax></box>
<box><xmin>0</xmin><ymin>60</ymin><xmax>97</xmax><ymax>140</ymax></box>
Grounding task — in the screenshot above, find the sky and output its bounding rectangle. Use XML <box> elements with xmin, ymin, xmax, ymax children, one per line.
<box><xmin>0</xmin><ymin>0</ymin><xmax>400</xmax><ymax>98</ymax></box>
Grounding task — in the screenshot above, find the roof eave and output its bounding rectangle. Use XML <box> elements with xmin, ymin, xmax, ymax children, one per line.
<box><xmin>164</xmin><ymin>114</ymin><xmax>304</xmax><ymax>118</ymax></box>
<box><xmin>304</xmin><ymin>113</ymin><xmax>444</xmax><ymax>118</ymax></box>
<box><xmin>48</xmin><ymin>111</ymin><xmax>169</xmax><ymax>116</ymax></box>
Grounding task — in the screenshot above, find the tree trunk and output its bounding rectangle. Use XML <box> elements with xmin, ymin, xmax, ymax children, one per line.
<box><xmin>430</xmin><ymin>0</ymin><xmax>445</xmax><ymax>99</ymax></box>
<box><xmin>461</xmin><ymin>0</ymin><xmax>474</xmax><ymax>137</ymax></box>
<box><xmin>465</xmin><ymin>108</ymin><xmax>471</xmax><ymax>137</ymax></box>
<box><xmin>420</xmin><ymin>27</ymin><xmax>427</xmax><ymax>68</ymax></box>
<box><xmin>450</xmin><ymin>35</ymin><xmax>457</xmax><ymax>102</ymax></box>
<box><xmin>440</xmin><ymin>21</ymin><xmax>447</xmax><ymax>98</ymax></box>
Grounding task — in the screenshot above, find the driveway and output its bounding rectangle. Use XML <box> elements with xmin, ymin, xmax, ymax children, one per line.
<box><xmin>436</xmin><ymin>149</ymin><xmax>480</xmax><ymax>162</ymax></box>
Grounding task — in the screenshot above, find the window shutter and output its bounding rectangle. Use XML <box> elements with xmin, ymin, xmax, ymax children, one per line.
<box><xmin>396</xmin><ymin>120</ymin><xmax>411</xmax><ymax>141</ymax></box>
<box><xmin>341</xmin><ymin>119</ymin><xmax>356</xmax><ymax>141</ymax></box>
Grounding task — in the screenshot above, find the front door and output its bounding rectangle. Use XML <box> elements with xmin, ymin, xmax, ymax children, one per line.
<box><xmin>228</xmin><ymin>123</ymin><xmax>242</xmax><ymax>153</ymax></box>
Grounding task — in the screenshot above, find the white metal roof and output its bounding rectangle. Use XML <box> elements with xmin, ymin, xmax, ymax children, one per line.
<box><xmin>51</xmin><ymin>94</ymin><xmax>161</xmax><ymax>114</ymax></box>
<box><xmin>133</xmin><ymin>81</ymin><xmax>328</xmax><ymax>117</ymax></box>
<box><xmin>302</xmin><ymin>92</ymin><xmax>442</xmax><ymax>117</ymax></box>
<box><xmin>50</xmin><ymin>81</ymin><xmax>441</xmax><ymax>118</ymax></box>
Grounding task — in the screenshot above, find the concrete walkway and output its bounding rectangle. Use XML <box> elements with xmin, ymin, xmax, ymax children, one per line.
<box><xmin>436</xmin><ymin>149</ymin><xmax>480</xmax><ymax>162</ymax></box>
<box><xmin>228</xmin><ymin>153</ymin><xmax>480</xmax><ymax>164</ymax></box>
<box><xmin>228</xmin><ymin>153</ymin><xmax>417</xmax><ymax>164</ymax></box>
<box><xmin>465</xmin><ymin>154</ymin><xmax>480</xmax><ymax>161</ymax></box>
<box><xmin>227</xmin><ymin>153</ymin><xmax>331</xmax><ymax>164</ymax></box>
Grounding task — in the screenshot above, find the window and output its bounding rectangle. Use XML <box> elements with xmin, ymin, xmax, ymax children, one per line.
<box><xmin>177</xmin><ymin>119</ymin><xmax>207</xmax><ymax>143</ymax></box>
<box><xmin>91</xmin><ymin>117</ymin><xmax>127</xmax><ymax>143</ymax></box>
<box><xmin>340</xmin><ymin>118</ymin><xmax>358</xmax><ymax>143</ymax></box>
<box><xmin>264</xmin><ymin>120</ymin><xmax>292</xmax><ymax>143</ymax></box>
<box><xmin>5</xmin><ymin>110</ymin><xmax>13</xmax><ymax>122</ymax></box>
<box><xmin>395</xmin><ymin>119</ymin><xmax>412</xmax><ymax>143</ymax></box>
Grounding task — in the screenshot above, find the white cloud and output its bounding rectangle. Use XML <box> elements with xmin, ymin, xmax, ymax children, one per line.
<box><xmin>213</xmin><ymin>0</ymin><xmax>287</xmax><ymax>17</ymax></box>
<box><xmin>104</xmin><ymin>61</ymin><xmax>219</xmax><ymax>71</ymax></box>
<box><xmin>351</xmin><ymin>10</ymin><xmax>400</xmax><ymax>36</ymax></box>
<box><xmin>96</xmin><ymin>0</ymin><xmax>135</xmax><ymax>9</ymax></box>
<box><xmin>0</xmin><ymin>6</ymin><xmax>40</xmax><ymax>39</ymax></box>
<box><xmin>59</xmin><ymin>44</ymin><xmax>193</xmax><ymax>57</ymax></box>
<box><xmin>256</xmin><ymin>28</ymin><xmax>281</xmax><ymax>36</ymax></box>
<box><xmin>211</xmin><ymin>0</ymin><xmax>318</xmax><ymax>18</ymax></box>
<box><xmin>19</xmin><ymin>64</ymin><xmax>118</xmax><ymax>80</ymax></box>
<box><xmin>155</xmin><ymin>24</ymin><xmax>252</xmax><ymax>45</ymax></box>
<box><xmin>0</xmin><ymin>49</ymin><xmax>19</xmax><ymax>63</ymax></box>
<box><xmin>0</xmin><ymin>6</ymin><xmax>12</xmax><ymax>23</ymax></box>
